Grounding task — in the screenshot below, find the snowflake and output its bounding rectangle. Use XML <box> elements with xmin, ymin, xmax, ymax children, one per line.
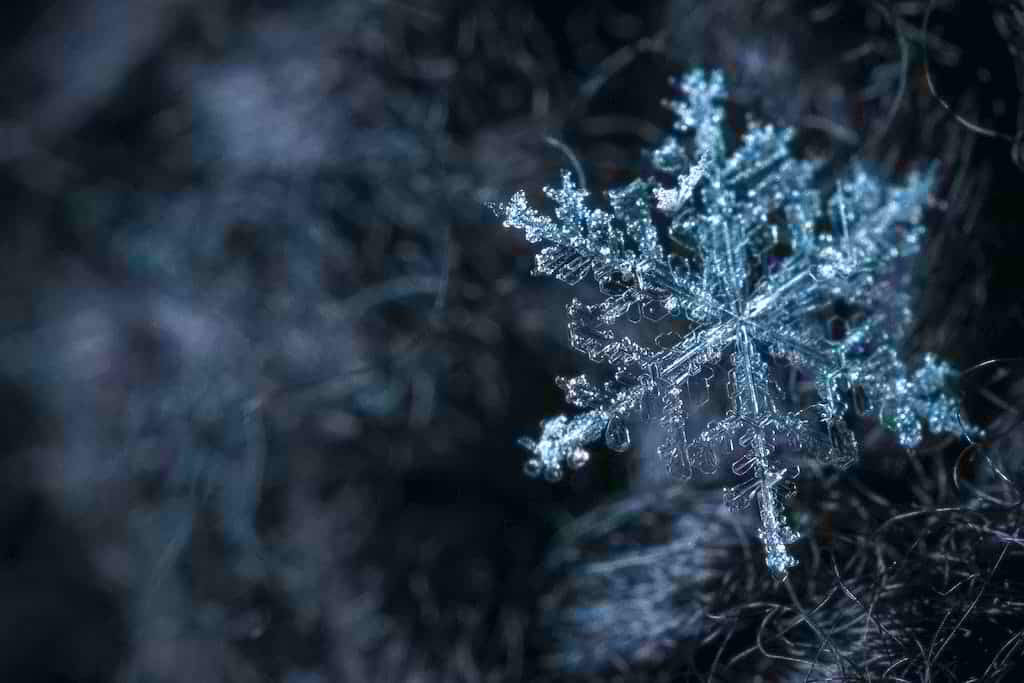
<box><xmin>493</xmin><ymin>70</ymin><xmax>978</xmax><ymax>577</ymax></box>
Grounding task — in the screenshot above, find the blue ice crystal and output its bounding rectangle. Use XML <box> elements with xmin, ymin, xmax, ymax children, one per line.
<box><xmin>493</xmin><ymin>70</ymin><xmax>977</xmax><ymax>577</ymax></box>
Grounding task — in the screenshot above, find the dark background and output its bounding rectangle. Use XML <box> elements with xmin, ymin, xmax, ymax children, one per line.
<box><xmin>1</xmin><ymin>1</ymin><xmax>1023</xmax><ymax>681</ymax></box>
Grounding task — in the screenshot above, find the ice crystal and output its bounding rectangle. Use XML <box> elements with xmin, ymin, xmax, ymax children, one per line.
<box><xmin>493</xmin><ymin>70</ymin><xmax>978</xmax><ymax>577</ymax></box>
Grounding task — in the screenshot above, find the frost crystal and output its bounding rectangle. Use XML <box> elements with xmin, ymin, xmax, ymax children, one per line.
<box><xmin>493</xmin><ymin>70</ymin><xmax>977</xmax><ymax>578</ymax></box>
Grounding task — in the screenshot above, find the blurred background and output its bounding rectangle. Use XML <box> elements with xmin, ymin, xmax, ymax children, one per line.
<box><xmin>1</xmin><ymin>1</ymin><xmax>1023</xmax><ymax>681</ymax></box>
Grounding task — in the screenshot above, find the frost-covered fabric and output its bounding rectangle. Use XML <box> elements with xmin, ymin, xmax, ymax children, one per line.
<box><xmin>494</xmin><ymin>70</ymin><xmax>978</xmax><ymax>576</ymax></box>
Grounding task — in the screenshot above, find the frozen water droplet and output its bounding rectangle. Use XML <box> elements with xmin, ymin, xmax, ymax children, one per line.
<box><xmin>605</xmin><ymin>415</ymin><xmax>631</xmax><ymax>452</ymax></box>
<box><xmin>567</xmin><ymin>447</ymin><xmax>590</xmax><ymax>470</ymax></box>
<box><xmin>523</xmin><ymin>459</ymin><xmax>542</xmax><ymax>478</ymax></box>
